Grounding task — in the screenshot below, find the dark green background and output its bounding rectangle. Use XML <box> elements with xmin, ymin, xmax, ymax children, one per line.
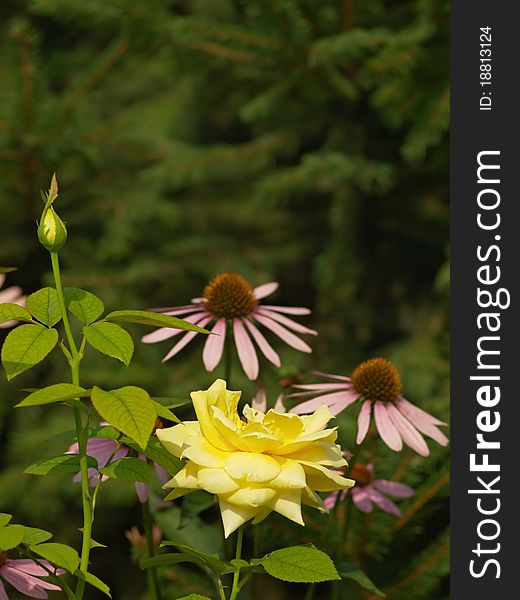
<box><xmin>0</xmin><ymin>1</ymin><xmax>449</xmax><ymax>598</ymax></box>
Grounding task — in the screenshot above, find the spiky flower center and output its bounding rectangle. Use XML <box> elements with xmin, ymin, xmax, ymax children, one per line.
<box><xmin>204</xmin><ymin>272</ymin><xmax>257</xmax><ymax>319</ymax></box>
<box><xmin>350</xmin><ymin>463</ymin><xmax>372</xmax><ymax>487</ymax></box>
<box><xmin>351</xmin><ymin>358</ymin><xmax>402</xmax><ymax>404</ymax></box>
<box><xmin>0</xmin><ymin>551</ymin><xmax>6</xmax><ymax>567</ymax></box>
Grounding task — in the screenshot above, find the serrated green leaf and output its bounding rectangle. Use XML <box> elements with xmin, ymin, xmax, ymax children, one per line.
<box><xmin>26</xmin><ymin>288</ymin><xmax>62</xmax><ymax>327</ymax></box>
<box><xmin>0</xmin><ymin>524</ymin><xmax>26</xmax><ymax>550</ymax></box>
<box><xmin>125</xmin><ymin>435</ymin><xmax>182</xmax><ymax>475</ymax></box>
<box><xmin>30</xmin><ymin>542</ymin><xmax>80</xmax><ymax>573</ymax></box>
<box><xmin>259</xmin><ymin>546</ymin><xmax>340</xmax><ymax>583</ymax></box>
<box><xmin>159</xmin><ymin>542</ymin><xmax>228</xmax><ymax>573</ymax></box>
<box><xmin>63</xmin><ymin>287</ymin><xmax>104</xmax><ymax>324</ymax></box>
<box><xmin>338</xmin><ymin>562</ymin><xmax>386</xmax><ymax>596</ymax></box>
<box><xmin>0</xmin><ymin>513</ymin><xmax>12</xmax><ymax>527</ymax></box>
<box><xmin>91</xmin><ymin>386</ymin><xmax>156</xmax><ymax>450</ymax></box>
<box><xmin>75</xmin><ymin>570</ymin><xmax>111</xmax><ymax>597</ymax></box>
<box><xmin>154</xmin><ymin>401</ymin><xmax>180</xmax><ymax>423</ymax></box>
<box><xmin>16</xmin><ymin>383</ymin><xmax>89</xmax><ymax>408</ymax></box>
<box><xmin>152</xmin><ymin>396</ymin><xmax>191</xmax><ymax>409</ymax></box>
<box><xmin>104</xmin><ymin>310</ymin><xmax>211</xmax><ymax>334</ymax></box>
<box><xmin>0</xmin><ymin>303</ymin><xmax>33</xmax><ymax>325</ymax></box>
<box><xmin>83</xmin><ymin>322</ymin><xmax>133</xmax><ymax>366</ymax></box>
<box><xmin>1</xmin><ymin>324</ymin><xmax>58</xmax><ymax>380</ymax></box>
<box><xmin>101</xmin><ymin>457</ymin><xmax>152</xmax><ymax>483</ymax></box>
<box><xmin>24</xmin><ymin>454</ymin><xmax>97</xmax><ymax>476</ymax></box>
<box><xmin>23</xmin><ymin>527</ymin><xmax>53</xmax><ymax>545</ymax></box>
<box><xmin>140</xmin><ymin>553</ymin><xmax>205</xmax><ymax>570</ymax></box>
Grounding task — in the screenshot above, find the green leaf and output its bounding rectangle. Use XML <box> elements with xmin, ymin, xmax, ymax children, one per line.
<box><xmin>63</xmin><ymin>287</ymin><xmax>104</xmax><ymax>325</ymax></box>
<box><xmin>0</xmin><ymin>303</ymin><xmax>33</xmax><ymax>325</ymax></box>
<box><xmin>140</xmin><ymin>553</ymin><xmax>205</xmax><ymax>570</ymax></box>
<box><xmin>259</xmin><ymin>546</ymin><xmax>340</xmax><ymax>583</ymax></box>
<box><xmin>26</xmin><ymin>288</ymin><xmax>62</xmax><ymax>327</ymax></box>
<box><xmin>30</xmin><ymin>542</ymin><xmax>80</xmax><ymax>573</ymax></box>
<box><xmin>154</xmin><ymin>401</ymin><xmax>180</xmax><ymax>423</ymax></box>
<box><xmin>83</xmin><ymin>322</ymin><xmax>133</xmax><ymax>366</ymax></box>
<box><xmin>16</xmin><ymin>383</ymin><xmax>89</xmax><ymax>408</ymax></box>
<box><xmin>0</xmin><ymin>267</ymin><xmax>17</xmax><ymax>274</ymax></box>
<box><xmin>91</xmin><ymin>386</ymin><xmax>157</xmax><ymax>450</ymax></box>
<box><xmin>23</xmin><ymin>527</ymin><xmax>53</xmax><ymax>545</ymax></box>
<box><xmin>104</xmin><ymin>310</ymin><xmax>211</xmax><ymax>334</ymax></box>
<box><xmin>75</xmin><ymin>570</ymin><xmax>111</xmax><ymax>597</ymax></box>
<box><xmin>125</xmin><ymin>435</ymin><xmax>182</xmax><ymax>475</ymax></box>
<box><xmin>338</xmin><ymin>562</ymin><xmax>386</xmax><ymax>596</ymax></box>
<box><xmin>159</xmin><ymin>542</ymin><xmax>228</xmax><ymax>573</ymax></box>
<box><xmin>24</xmin><ymin>454</ymin><xmax>97</xmax><ymax>476</ymax></box>
<box><xmin>1</xmin><ymin>324</ymin><xmax>59</xmax><ymax>380</ymax></box>
<box><xmin>0</xmin><ymin>513</ymin><xmax>12</xmax><ymax>527</ymax></box>
<box><xmin>0</xmin><ymin>524</ymin><xmax>26</xmax><ymax>550</ymax></box>
<box><xmin>101</xmin><ymin>457</ymin><xmax>152</xmax><ymax>483</ymax></box>
<box><xmin>152</xmin><ymin>396</ymin><xmax>191</xmax><ymax>409</ymax></box>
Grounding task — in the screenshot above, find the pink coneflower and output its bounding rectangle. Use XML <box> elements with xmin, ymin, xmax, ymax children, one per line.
<box><xmin>289</xmin><ymin>358</ymin><xmax>448</xmax><ymax>457</ymax></box>
<box><xmin>325</xmin><ymin>463</ymin><xmax>414</xmax><ymax>517</ymax></box>
<box><xmin>0</xmin><ymin>274</ymin><xmax>25</xmax><ymax>329</ymax></box>
<box><xmin>142</xmin><ymin>272</ymin><xmax>316</xmax><ymax>380</ymax></box>
<box><xmin>125</xmin><ymin>525</ymin><xmax>162</xmax><ymax>551</ymax></box>
<box><xmin>0</xmin><ymin>553</ymin><xmax>61</xmax><ymax>599</ymax></box>
<box><xmin>67</xmin><ymin>436</ymin><xmax>168</xmax><ymax>503</ymax></box>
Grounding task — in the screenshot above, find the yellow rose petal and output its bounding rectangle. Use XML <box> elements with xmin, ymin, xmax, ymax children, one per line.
<box><xmin>197</xmin><ymin>468</ymin><xmax>240</xmax><ymax>494</ymax></box>
<box><xmin>225</xmin><ymin>452</ymin><xmax>281</xmax><ymax>483</ymax></box>
<box><xmin>226</xmin><ymin>487</ymin><xmax>277</xmax><ymax>508</ymax></box>
<box><xmin>301</xmin><ymin>405</ymin><xmax>334</xmax><ymax>433</ymax></box>
<box><xmin>218</xmin><ymin>499</ymin><xmax>259</xmax><ymax>538</ymax></box>
<box><xmin>271</xmin><ymin>489</ymin><xmax>304</xmax><ymax>525</ymax></box>
<box><xmin>270</xmin><ymin>458</ymin><xmax>306</xmax><ymax>489</ymax></box>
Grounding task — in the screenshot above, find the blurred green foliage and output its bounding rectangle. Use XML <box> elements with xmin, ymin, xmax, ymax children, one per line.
<box><xmin>0</xmin><ymin>0</ymin><xmax>449</xmax><ymax>598</ymax></box>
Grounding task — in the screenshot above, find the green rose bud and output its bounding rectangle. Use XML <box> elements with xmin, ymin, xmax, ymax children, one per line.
<box><xmin>38</xmin><ymin>206</ymin><xmax>68</xmax><ymax>252</ymax></box>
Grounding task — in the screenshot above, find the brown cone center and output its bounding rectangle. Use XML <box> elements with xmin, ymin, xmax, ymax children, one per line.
<box><xmin>350</xmin><ymin>463</ymin><xmax>373</xmax><ymax>487</ymax></box>
<box><xmin>0</xmin><ymin>551</ymin><xmax>6</xmax><ymax>567</ymax></box>
<box><xmin>351</xmin><ymin>358</ymin><xmax>402</xmax><ymax>404</ymax></box>
<box><xmin>204</xmin><ymin>272</ymin><xmax>257</xmax><ymax>319</ymax></box>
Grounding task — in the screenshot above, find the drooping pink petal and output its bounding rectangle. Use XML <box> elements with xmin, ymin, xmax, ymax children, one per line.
<box><xmin>311</xmin><ymin>371</ymin><xmax>350</xmax><ymax>382</ymax></box>
<box><xmin>6</xmin><ymin>560</ymin><xmax>51</xmax><ymax>578</ymax></box>
<box><xmin>366</xmin><ymin>487</ymin><xmax>401</xmax><ymax>517</ymax></box>
<box><xmin>161</xmin><ymin>306</ymin><xmax>203</xmax><ymax>316</ymax></box>
<box><xmin>294</xmin><ymin>383</ymin><xmax>351</xmax><ymax>392</ymax></box>
<box><xmin>161</xmin><ymin>317</ymin><xmax>212</xmax><ymax>362</ymax></box>
<box><xmin>372</xmin><ymin>479</ymin><xmax>415</xmax><ymax>498</ymax></box>
<box><xmin>244</xmin><ymin>320</ymin><xmax>281</xmax><ymax>367</ymax></box>
<box><xmin>202</xmin><ymin>318</ymin><xmax>226</xmax><ymax>372</ymax></box>
<box><xmin>289</xmin><ymin>392</ymin><xmax>359</xmax><ymax>415</ymax></box>
<box><xmin>252</xmin><ymin>388</ymin><xmax>267</xmax><ymax>412</ymax></box>
<box><xmin>190</xmin><ymin>297</ymin><xmax>206</xmax><ymax>304</ymax></box>
<box><xmin>351</xmin><ymin>487</ymin><xmax>373</xmax><ymax>513</ymax></box>
<box><xmin>253</xmin><ymin>313</ymin><xmax>312</xmax><ymax>353</ymax></box>
<box><xmin>324</xmin><ymin>490</ymin><xmax>340</xmax><ymax>510</ymax></box>
<box><xmin>396</xmin><ymin>397</ymin><xmax>449</xmax><ymax>446</ymax></box>
<box><xmin>142</xmin><ymin>312</ymin><xmax>209</xmax><ymax>343</ymax></box>
<box><xmin>254</xmin><ymin>308</ymin><xmax>317</xmax><ymax>336</ymax></box>
<box><xmin>135</xmin><ymin>482</ymin><xmax>149</xmax><ymax>503</ymax></box>
<box><xmin>253</xmin><ymin>282</ymin><xmax>278</xmax><ymax>300</ymax></box>
<box><xmin>154</xmin><ymin>464</ymin><xmax>170</xmax><ymax>486</ymax></box>
<box><xmin>260</xmin><ymin>305</ymin><xmax>311</xmax><ymax>315</ymax></box>
<box><xmin>233</xmin><ymin>319</ymin><xmax>259</xmax><ymax>380</ymax></box>
<box><xmin>356</xmin><ymin>400</ymin><xmax>372</xmax><ymax>444</ymax></box>
<box><xmin>1</xmin><ymin>566</ymin><xmax>53</xmax><ymax>597</ymax></box>
<box><xmin>0</xmin><ymin>579</ymin><xmax>8</xmax><ymax>600</ymax></box>
<box><xmin>386</xmin><ymin>403</ymin><xmax>430</xmax><ymax>457</ymax></box>
<box><xmin>374</xmin><ymin>401</ymin><xmax>403</xmax><ymax>452</ymax></box>
<box><xmin>274</xmin><ymin>395</ymin><xmax>286</xmax><ymax>412</ymax></box>
<box><xmin>0</xmin><ymin>286</ymin><xmax>24</xmax><ymax>304</ymax></box>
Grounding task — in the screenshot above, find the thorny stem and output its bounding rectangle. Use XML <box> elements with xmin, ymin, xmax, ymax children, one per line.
<box><xmin>50</xmin><ymin>251</ymin><xmax>92</xmax><ymax>600</ymax></box>
<box><xmin>142</xmin><ymin>499</ymin><xmax>162</xmax><ymax>600</ymax></box>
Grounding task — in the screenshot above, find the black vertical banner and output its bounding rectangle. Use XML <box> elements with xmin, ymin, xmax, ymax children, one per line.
<box><xmin>452</xmin><ymin>1</ymin><xmax>519</xmax><ymax>597</ymax></box>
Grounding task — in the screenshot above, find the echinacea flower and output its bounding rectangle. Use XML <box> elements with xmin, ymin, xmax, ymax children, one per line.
<box><xmin>142</xmin><ymin>272</ymin><xmax>315</xmax><ymax>380</ymax></box>
<box><xmin>125</xmin><ymin>525</ymin><xmax>162</xmax><ymax>551</ymax></box>
<box><xmin>0</xmin><ymin>553</ymin><xmax>61</xmax><ymax>599</ymax></box>
<box><xmin>0</xmin><ymin>274</ymin><xmax>25</xmax><ymax>329</ymax></box>
<box><xmin>67</xmin><ymin>435</ymin><xmax>168</xmax><ymax>503</ymax></box>
<box><xmin>325</xmin><ymin>463</ymin><xmax>414</xmax><ymax>517</ymax></box>
<box><xmin>157</xmin><ymin>379</ymin><xmax>354</xmax><ymax>538</ymax></box>
<box><xmin>289</xmin><ymin>359</ymin><xmax>449</xmax><ymax>457</ymax></box>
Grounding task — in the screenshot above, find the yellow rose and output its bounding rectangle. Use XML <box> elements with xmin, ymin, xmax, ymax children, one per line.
<box><xmin>157</xmin><ymin>379</ymin><xmax>355</xmax><ymax>537</ymax></box>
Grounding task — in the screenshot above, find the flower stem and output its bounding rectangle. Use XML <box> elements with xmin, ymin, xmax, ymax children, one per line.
<box><xmin>142</xmin><ymin>499</ymin><xmax>162</xmax><ymax>600</ymax></box>
<box><xmin>50</xmin><ymin>251</ymin><xmax>92</xmax><ymax>600</ymax></box>
<box><xmin>228</xmin><ymin>527</ymin><xmax>244</xmax><ymax>600</ymax></box>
